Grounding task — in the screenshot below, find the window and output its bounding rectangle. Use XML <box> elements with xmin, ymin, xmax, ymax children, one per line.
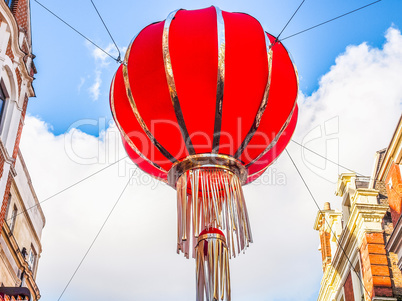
<box><xmin>352</xmin><ymin>261</ymin><xmax>365</xmax><ymax>301</ymax></box>
<box><xmin>0</xmin><ymin>84</ymin><xmax>6</xmax><ymax>122</ymax></box>
<box><xmin>0</xmin><ymin>82</ymin><xmax>8</xmax><ymax>134</ymax></box>
<box><xmin>8</xmin><ymin>204</ymin><xmax>17</xmax><ymax>233</ymax></box>
<box><xmin>4</xmin><ymin>193</ymin><xmax>11</xmax><ymax>221</ymax></box>
<box><xmin>28</xmin><ymin>246</ymin><xmax>36</xmax><ymax>272</ymax></box>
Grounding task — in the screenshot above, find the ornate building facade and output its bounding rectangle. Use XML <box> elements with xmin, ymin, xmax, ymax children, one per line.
<box><xmin>377</xmin><ymin>116</ymin><xmax>402</xmax><ymax>270</ymax></box>
<box><xmin>0</xmin><ymin>0</ymin><xmax>45</xmax><ymax>300</ymax></box>
<box><xmin>314</xmin><ymin>115</ymin><xmax>402</xmax><ymax>301</ymax></box>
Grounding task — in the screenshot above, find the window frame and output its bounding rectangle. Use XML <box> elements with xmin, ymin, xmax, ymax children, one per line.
<box><xmin>8</xmin><ymin>204</ymin><xmax>17</xmax><ymax>233</ymax></box>
<box><xmin>28</xmin><ymin>245</ymin><xmax>36</xmax><ymax>272</ymax></box>
<box><xmin>351</xmin><ymin>255</ymin><xmax>365</xmax><ymax>301</ymax></box>
<box><xmin>0</xmin><ymin>80</ymin><xmax>10</xmax><ymax>136</ymax></box>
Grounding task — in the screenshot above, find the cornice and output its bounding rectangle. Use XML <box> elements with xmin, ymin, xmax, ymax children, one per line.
<box><xmin>314</xmin><ymin>210</ymin><xmax>342</xmax><ymax>231</ymax></box>
<box><xmin>0</xmin><ymin>2</ymin><xmax>35</xmax><ymax>97</ymax></box>
<box><xmin>0</xmin><ymin>138</ymin><xmax>14</xmax><ymax>164</ymax></box>
<box><xmin>336</xmin><ymin>173</ymin><xmax>355</xmax><ymax>197</ymax></box>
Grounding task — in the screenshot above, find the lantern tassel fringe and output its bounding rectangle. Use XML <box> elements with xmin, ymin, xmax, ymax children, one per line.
<box><xmin>176</xmin><ymin>168</ymin><xmax>252</xmax><ymax>259</ymax></box>
<box><xmin>196</xmin><ymin>234</ymin><xmax>230</xmax><ymax>301</ymax></box>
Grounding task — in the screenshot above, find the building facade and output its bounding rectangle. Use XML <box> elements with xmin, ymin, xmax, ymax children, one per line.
<box><xmin>376</xmin><ymin>116</ymin><xmax>402</xmax><ymax>270</ymax></box>
<box><xmin>314</xmin><ymin>115</ymin><xmax>402</xmax><ymax>301</ymax></box>
<box><xmin>0</xmin><ymin>0</ymin><xmax>45</xmax><ymax>300</ymax></box>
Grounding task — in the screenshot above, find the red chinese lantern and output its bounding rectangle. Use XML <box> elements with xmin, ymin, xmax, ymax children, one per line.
<box><xmin>110</xmin><ymin>6</ymin><xmax>298</xmax><ymax>300</ymax></box>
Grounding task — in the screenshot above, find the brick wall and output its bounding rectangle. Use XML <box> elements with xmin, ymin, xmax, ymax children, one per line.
<box><xmin>360</xmin><ymin>232</ymin><xmax>393</xmax><ymax>300</ymax></box>
<box><xmin>15</xmin><ymin>68</ymin><xmax>21</xmax><ymax>96</ymax></box>
<box><xmin>0</xmin><ymin>150</ymin><xmax>5</xmax><ymax>180</ymax></box>
<box><xmin>385</xmin><ymin>163</ymin><xmax>402</xmax><ymax>226</ymax></box>
<box><xmin>13</xmin><ymin>0</ymin><xmax>29</xmax><ymax>34</ymax></box>
<box><xmin>344</xmin><ymin>271</ymin><xmax>355</xmax><ymax>301</ymax></box>
<box><xmin>0</xmin><ymin>173</ymin><xmax>13</xmax><ymax>227</ymax></box>
<box><xmin>5</xmin><ymin>39</ymin><xmax>14</xmax><ymax>61</ymax></box>
<box><xmin>319</xmin><ymin>227</ymin><xmax>332</xmax><ymax>272</ymax></box>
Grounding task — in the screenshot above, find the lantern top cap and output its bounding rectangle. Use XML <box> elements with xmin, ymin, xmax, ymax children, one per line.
<box><xmin>167</xmin><ymin>154</ymin><xmax>247</xmax><ymax>188</ymax></box>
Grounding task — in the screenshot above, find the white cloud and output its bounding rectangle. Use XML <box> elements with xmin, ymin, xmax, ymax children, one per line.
<box><xmin>90</xmin><ymin>43</ymin><xmax>118</xmax><ymax>67</ymax></box>
<box><xmin>77</xmin><ymin>77</ymin><xmax>86</xmax><ymax>93</ymax></box>
<box><xmin>85</xmin><ymin>42</ymin><xmax>125</xmax><ymax>101</ymax></box>
<box><xmin>88</xmin><ymin>70</ymin><xmax>102</xmax><ymax>101</ymax></box>
<box><xmin>20</xmin><ymin>27</ymin><xmax>402</xmax><ymax>301</ymax></box>
<box><xmin>296</xmin><ymin>26</ymin><xmax>402</xmax><ymax>179</ymax></box>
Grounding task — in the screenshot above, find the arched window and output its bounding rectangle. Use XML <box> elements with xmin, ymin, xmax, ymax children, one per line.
<box><xmin>0</xmin><ymin>84</ymin><xmax>6</xmax><ymax>121</ymax></box>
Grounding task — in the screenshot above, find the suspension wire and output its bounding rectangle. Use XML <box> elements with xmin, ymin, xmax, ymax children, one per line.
<box><xmin>290</xmin><ymin>139</ymin><xmax>367</xmax><ymax>177</ymax></box>
<box><xmin>33</xmin><ymin>0</ymin><xmax>121</xmax><ymax>63</ymax></box>
<box><xmin>280</xmin><ymin>0</ymin><xmax>382</xmax><ymax>42</ymax></box>
<box><xmin>285</xmin><ymin>149</ymin><xmax>371</xmax><ymax>299</ymax></box>
<box><xmin>57</xmin><ymin>168</ymin><xmax>137</xmax><ymax>301</ymax></box>
<box><xmin>274</xmin><ymin>0</ymin><xmax>306</xmax><ymax>44</ymax></box>
<box><xmin>90</xmin><ymin>0</ymin><xmax>121</xmax><ymax>62</ymax></box>
<box><xmin>7</xmin><ymin>156</ymin><xmax>128</xmax><ymax>222</ymax></box>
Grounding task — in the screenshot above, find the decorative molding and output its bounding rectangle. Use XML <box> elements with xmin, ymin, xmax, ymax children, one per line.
<box><xmin>0</xmin><ymin>138</ymin><xmax>13</xmax><ymax>164</ymax></box>
<box><xmin>0</xmin><ymin>2</ymin><xmax>35</xmax><ymax>98</ymax></box>
<box><xmin>317</xmin><ymin>190</ymin><xmax>388</xmax><ymax>301</ymax></box>
<box><xmin>2</xmin><ymin>223</ymin><xmax>41</xmax><ymax>299</ymax></box>
<box><xmin>336</xmin><ymin>173</ymin><xmax>355</xmax><ymax>197</ymax></box>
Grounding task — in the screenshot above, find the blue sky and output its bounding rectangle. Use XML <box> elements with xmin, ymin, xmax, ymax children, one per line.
<box><xmin>29</xmin><ymin>0</ymin><xmax>402</xmax><ymax>136</ymax></box>
<box><xmin>19</xmin><ymin>1</ymin><xmax>402</xmax><ymax>301</ymax></box>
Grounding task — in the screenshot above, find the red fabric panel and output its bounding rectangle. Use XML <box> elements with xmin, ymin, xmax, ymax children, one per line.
<box><xmin>239</xmin><ymin>34</ymin><xmax>298</xmax><ymax>165</ymax></box>
<box><xmin>127</xmin><ymin>21</ymin><xmax>189</xmax><ymax>161</ymax></box>
<box><xmin>169</xmin><ymin>7</ymin><xmax>218</xmax><ymax>154</ymax></box>
<box><xmin>246</xmin><ymin>104</ymin><xmax>298</xmax><ymax>183</ymax></box>
<box><xmin>219</xmin><ymin>12</ymin><xmax>268</xmax><ymax>156</ymax></box>
<box><xmin>111</xmin><ymin>9</ymin><xmax>299</xmax><ymax>185</ymax></box>
<box><xmin>111</xmin><ymin>65</ymin><xmax>172</xmax><ymax>171</ymax></box>
<box><xmin>122</xmin><ymin>138</ymin><xmax>168</xmax><ymax>182</ymax></box>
